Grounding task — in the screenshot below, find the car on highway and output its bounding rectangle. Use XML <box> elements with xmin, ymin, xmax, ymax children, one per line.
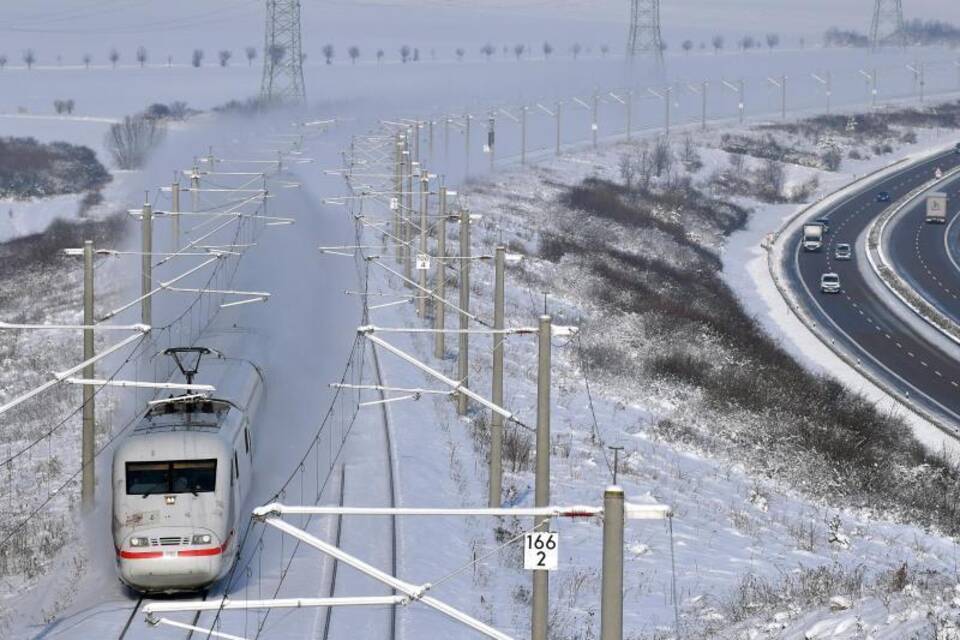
<box><xmin>877</xmin><ymin>191</ymin><xmax>891</xmax><ymax>203</ymax></box>
<box><xmin>815</xmin><ymin>218</ymin><xmax>830</xmax><ymax>233</ymax></box>
<box><xmin>820</xmin><ymin>272</ymin><xmax>841</xmax><ymax>294</ymax></box>
<box><xmin>834</xmin><ymin>243</ymin><xmax>852</xmax><ymax>261</ymax></box>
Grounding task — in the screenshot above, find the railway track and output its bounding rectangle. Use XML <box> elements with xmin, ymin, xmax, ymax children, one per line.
<box><xmin>116</xmin><ymin>591</ymin><xmax>207</xmax><ymax>640</ymax></box>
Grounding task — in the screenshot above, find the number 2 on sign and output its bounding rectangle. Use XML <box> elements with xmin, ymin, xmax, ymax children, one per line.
<box><xmin>523</xmin><ymin>532</ymin><xmax>558</xmax><ymax>571</ymax></box>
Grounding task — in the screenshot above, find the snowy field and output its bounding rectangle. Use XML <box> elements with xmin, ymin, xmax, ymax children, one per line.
<box><xmin>5</xmin><ymin>2</ymin><xmax>960</xmax><ymax>638</ymax></box>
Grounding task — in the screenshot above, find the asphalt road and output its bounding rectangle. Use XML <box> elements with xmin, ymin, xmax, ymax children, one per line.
<box><xmin>784</xmin><ymin>144</ymin><xmax>960</xmax><ymax>428</ymax></box>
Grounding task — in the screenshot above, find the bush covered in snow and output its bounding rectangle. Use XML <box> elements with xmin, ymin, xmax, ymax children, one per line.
<box><xmin>0</xmin><ymin>137</ymin><xmax>111</xmax><ymax>199</ymax></box>
<box><xmin>535</xmin><ymin>176</ymin><xmax>960</xmax><ymax>539</ymax></box>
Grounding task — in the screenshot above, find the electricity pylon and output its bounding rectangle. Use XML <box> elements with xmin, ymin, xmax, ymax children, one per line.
<box><xmin>626</xmin><ymin>0</ymin><xmax>664</xmax><ymax>65</ymax></box>
<box><xmin>260</xmin><ymin>0</ymin><xmax>306</xmax><ymax>104</ymax></box>
<box><xmin>870</xmin><ymin>0</ymin><xmax>906</xmax><ymax>50</ymax></box>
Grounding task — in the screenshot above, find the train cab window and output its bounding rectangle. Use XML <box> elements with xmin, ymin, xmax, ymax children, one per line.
<box><xmin>126</xmin><ymin>459</ymin><xmax>217</xmax><ymax>495</ymax></box>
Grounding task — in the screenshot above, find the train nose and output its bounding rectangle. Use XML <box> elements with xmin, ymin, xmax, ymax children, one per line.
<box><xmin>117</xmin><ymin>528</ymin><xmax>225</xmax><ymax>593</ymax></box>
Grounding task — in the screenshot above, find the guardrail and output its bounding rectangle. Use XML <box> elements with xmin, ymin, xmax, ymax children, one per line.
<box><xmin>866</xmin><ymin>163</ymin><xmax>960</xmax><ymax>346</ymax></box>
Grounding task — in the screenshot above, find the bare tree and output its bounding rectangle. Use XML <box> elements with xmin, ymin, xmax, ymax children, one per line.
<box><xmin>480</xmin><ymin>43</ymin><xmax>495</xmax><ymax>61</ymax></box>
<box><xmin>0</xmin><ymin>55</ymin><xmax>7</xmax><ymax>71</ymax></box>
<box><xmin>218</xmin><ymin>50</ymin><xmax>232</xmax><ymax>67</ymax></box>
<box><xmin>23</xmin><ymin>49</ymin><xmax>36</xmax><ymax>70</ymax></box>
<box><xmin>56</xmin><ymin>54</ymin><xmax>62</xmax><ymax>66</ymax></box>
<box><xmin>376</xmin><ymin>49</ymin><xmax>384</xmax><ymax>64</ymax></box>
<box><xmin>513</xmin><ymin>44</ymin><xmax>525</xmax><ymax>60</ymax></box>
<box><xmin>740</xmin><ymin>35</ymin><xmax>756</xmax><ymax>51</ymax></box>
<box><xmin>682</xmin><ymin>39</ymin><xmax>693</xmax><ymax>54</ymax></box>
<box><xmin>167</xmin><ymin>55</ymin><xmax>172</xmax><ymax>67</ymax></box>
<box><xmin>136</xmin><ymin>45</ymin><xmax>147</xmax><ymax>67</ymax></box>
<box><xmin>413</xmin><ymin>48</ymin><xmax>420</xmax><ymax>61</ymax></box>
<box><xmin>65</xmin><ymin>99</ymin><xmax>75</xmax><ymax>115</ymax></box>
<box><xmin>104</xmin><ymin>115</ymin><xmax>166</xmax><ymax>169</ymax></box>
<box><xmin>571</xmin><ymin>43</ymin><xmax>582</xmax><ymax>60</ymax></box>
<box><xmin>191</xmin><ymin>49</ymin><xmax>204</xmax><ymax>68</ymax></box>
<box><xmin>245</xmin><ymin>46</ymin><xmax>257</xmax><ymax>66</ymax></box>
<box><xmin>400</xmin><ymin>45</ymin><xmax>411</xmax><ymax>63</ymax></box>
<box><xmin>712</xmin><ymin>35</ymin><xmax>724</xmax><ymax>53</ymax></box>
<box><xmin>455</xmin><ymin>47</ymin><xmax>465</xmax><ymax>62</ymax></box>
<box><xmin>766</xmin><ymin>33</ymin><xmax>780</xmax><ymax>51</ymax></box>
<box><xmin>108</xmin><ymin>48</ymin><xmax>119</xmax><ymax>69</ymax></box>
<box><xmin>54</xmin><ymin>100</ymin><xmax>65</xmax><ymax>115</ymax></box>
<box><xmin>82</xmin><ymin>53</ymin><xmax>91</xmax><ymax>69</ymax></box>
<box><xmin>322</xmin><ymin>44</ymin><xmax>334</xmax><ymax>65</ymax></box>
<box><xmin>543</xmin><ymin>41</ymin><xmax>553</xmax><ymax>59</ymax></box>
<box><xmin>600</xmin><ymin>44</ymin><xmax>610</xmax><ymax>57</ymax></box>
<box><xmin>652</xmin><ymin>136</ymin><xmax>673</xmax><ymax>177</ymax></box>
<box><xmin>348</xmin><ymin>45</ymin><xmax>360</xmax><ymax>64</ymax></box>
<box><xmin>268</xmin><ymin>45</ymin><xmax>285</xmax><ymax>64</ymax></box>
<box><xmin>619</xmin><ymin>153</ymin><xmax>637</xmax><ymax>192</ymax></box>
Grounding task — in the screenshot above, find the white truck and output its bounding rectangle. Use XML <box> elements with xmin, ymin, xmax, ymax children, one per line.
<box><xmin>802</xmin><ymin>223</ymin><xmax>823</xmax><ymax>251</ymax></box>
<box><xmin>926</xmin><ymin>191</ymin><xmax>947</xmax><ymax>224</ymax></box>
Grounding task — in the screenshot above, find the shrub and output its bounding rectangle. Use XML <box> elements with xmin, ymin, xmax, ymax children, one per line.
<box><xmin>0</xmin><ymin>137</ymin><xmax>110</xmax><ymax>199</ymax></box>
<box><xmin>104</xmin><ymin>115</ymin><xmax>166</xmax><ymax>169</ymax></box>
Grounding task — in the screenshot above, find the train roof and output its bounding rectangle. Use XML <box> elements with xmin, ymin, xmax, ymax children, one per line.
<box><xmin>132</xmin><ymin>352</ymin><xmax>263</xmax><ymax>436</ymax></box>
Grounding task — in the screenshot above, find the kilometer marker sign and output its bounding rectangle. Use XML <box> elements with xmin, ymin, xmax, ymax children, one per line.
<box><xmin>523</xmin><ymin>531</ymin><xmax>558</xmax><ymax>571</ymax></box>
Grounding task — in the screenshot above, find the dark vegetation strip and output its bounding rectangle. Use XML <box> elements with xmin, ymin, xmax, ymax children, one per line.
<box><xmin>557</xmin><ymin>177</ymin><xmax>960</xmax><ymax>536</ymax></box>
<box><xmin>0</xmin><ymin>137</ymin><xmax>110</xmax><ymax>199</ymax></box>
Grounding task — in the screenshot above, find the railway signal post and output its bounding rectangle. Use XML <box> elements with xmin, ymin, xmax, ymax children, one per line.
<box><xmin>532</xmin><ymin>313</ymin><xmax>552</xmax><ymax>640</ymax></box>
<box><xmin>489</xmin><ymin>245</ymin><xmax>506</xmax><ymax>507</ymax></box>
<box><xmin>457</xmin><ymin>206</ymin><xmax>471</xmax><ymax>415</ymax></box>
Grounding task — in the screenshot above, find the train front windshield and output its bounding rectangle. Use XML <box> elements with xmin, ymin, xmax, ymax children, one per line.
<box><xmin>126</xmin><ymin>459</ymin><xmax>217</xmax><ymax>495</ymax></box>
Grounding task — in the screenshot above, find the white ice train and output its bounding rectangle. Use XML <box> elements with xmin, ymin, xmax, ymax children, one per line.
<box><xmin>112</xmin><ymin>344</ymin><xmax>264</xmax><ymax>593</ymax></box>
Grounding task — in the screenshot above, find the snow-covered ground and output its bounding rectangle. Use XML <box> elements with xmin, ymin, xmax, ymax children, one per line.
<box><xmin>330</xmin><ymin>104</ymin><xmax>960</xmax><ymax>638</ymax></box>
<box><xmin>7</xmin><ymin>8</ymin><xmax>960</xmax><ymax>637</ymax></box>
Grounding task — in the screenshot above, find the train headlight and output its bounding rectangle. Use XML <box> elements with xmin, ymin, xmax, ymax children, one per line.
<box><xmin>129</xmin><ymin>537</ymin><xmax>149</xmax><ymax>547</ymax></box>
<box><xmin>191</xmin><ymin>534</ymin><xmax>212</xmax><ymax>545</ymax></box>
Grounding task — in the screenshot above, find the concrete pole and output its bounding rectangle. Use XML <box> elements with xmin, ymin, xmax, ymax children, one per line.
<box><xmin>625</xmin><ymin>92</ymin><xmax>633</xmax><ymax>141</ymax></box>
<box><xmin>171</xmin><ymin>179</ymin><xmax>180</xmax><ymax>251</ymax></box>
<box><xmin>701</xmin><ymin>81</ymin><xmax>708</xmax><ymax>130</ymax></box>
<box><xmin>488</xmin><ymin>114</ymin><xmax>495</xmax><ymax>172</ymax></box>
<box><xmin>521</xmin><ymin>106</ymin><xmax>528</xmax><ymax>166</ymax></box>
<box><xmin>665</xmin><ymin>86</ymin><xmax>671</xmax><ymax>135</ymax></box>
<box><xmin>418</xmin><ymin>173</ymin><xmax>429</xmax><ymax>318</ymax></box>
<box><xmin>592</xmin><ymin>92</ymin><xmax>599</xmax><ymax>148</ymax></box>
<box><xmin>489</xmin><ymin>246</ymin><xmax>505</xmax><ymax>508</ymax></box>
<box><xmin>81</xmin><ymin>240</ymin><xmax>95</xmax><ymax>511</ymax></box>
<box><xmin>141</xmin><ymin>201</ymin><xmax>153</xmax><ymax>327</ymax></box>
<box><xmin>555</xmin><ymin>102</ymin><xmax>561</xmax><ymax>156</ymax></box>
<box><xmin>404</xmin><ymin>159</ymin><xmax>415</xmax><ymax>284</ymax></box>
<box><xmin>429</xmin><ymin>119</ymin><xmax>434</xmax><ymax>158</ymax></box>
<box><xmin>531</xmin><ymin>313</ymin><xmax>552</xmax><ymax>640</ymax></box>
<box><xmin>434</xmin><ymin>187</ymin><xmax>447</xmax><ymax>359</ymax></box>
<box><xmin>781</xmin><ymin>75</ymin><xmax>787</xmax><ymax>120</ymax></box>
<box><xmin>457</xmin><ymin>208</ymin><xmax>471</xmax><ymax>415</ymax></box>
<box><xmin>599</xmin><ymin>485</ymin><xmax>625</xmax><ymax>640</ymax></box>
<box><xmin>738</xmin><ymin>80</ymin><xmax>745</xmax><ymax>124</ymax></box>
<box><xmin>394</xmin><ymin>137</ymin><xmax>403</xmax><ymax>262</ymax></box>
<box><xmin>920</xmin><ymin>62</ymin><xmax>925</xmax><ymax>103</ymax></box>
<box><xmin>826</xmin><ymin>72</ymin><xmax>832</xmax><ymax>114</ymax></box>
<box><xmin>412</xmin><ymin>122</ymin><xmax>420</xmax><ymax>165</ymax></box>
<box><xmin>872</xmin><ymin>69</ymin><xmax>878</xmax><ymax>108</ymax></box>
<box><xmin>444</xmin><ymin>118</ymin><xmax>450</xmax><ymax>163</ymax></box>
<box><xmin>190</xmin><ymin>168</ymin><xmax>200</xmax><ymax>220</ymax></box>
<box><xmin>464</xmin><ymin>113</ymin><xmax>471</xmax><ymax>176</ymax></box>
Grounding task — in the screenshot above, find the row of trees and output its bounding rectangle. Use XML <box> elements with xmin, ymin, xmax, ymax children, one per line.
<box><xmin>0</xmin><ymin>46</ymin><xmax>262</xmax><ymax>70</ymax></box>
<box><xmin>0</xmin><ymin>33</ymin><xmax>798</xmax><ymax>72</ymax></box>
<box><xmin>824</xmin><ymin>19</ymin><xmax>960</xmax><ymax>48</ymax></box>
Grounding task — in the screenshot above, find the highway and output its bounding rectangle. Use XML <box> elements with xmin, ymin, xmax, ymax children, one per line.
<box><xmin>783</xmin><ymin>144</ymin><xmax>960</xmax><ymax>429</ymax></box>
<box><xmin>886</xmin><ymin>168</ymin><xmax>960</xmax><ymax>324</ymax></box>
